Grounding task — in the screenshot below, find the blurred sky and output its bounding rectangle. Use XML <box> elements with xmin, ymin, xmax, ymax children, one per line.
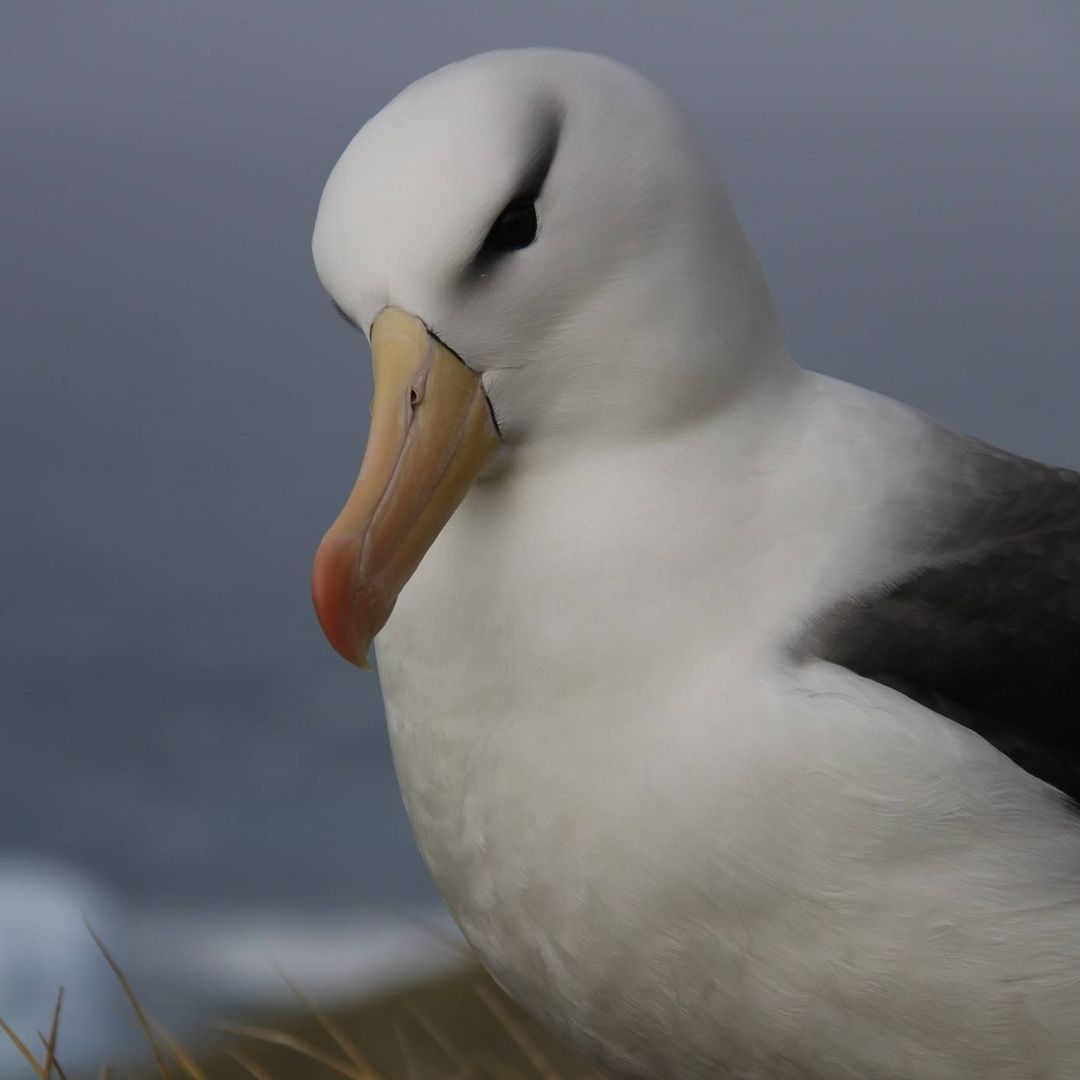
<box><xmin>2</xmin><ymin>1</ymin><xmax>1078</xmax><ymax>913</ymax></box>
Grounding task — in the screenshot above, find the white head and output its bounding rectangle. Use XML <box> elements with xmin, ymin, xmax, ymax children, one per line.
<box><xmin>313</xmin><ymin>48</ymin><xmax>786</xmax><ymax>444</ymax></box>
<box><xmin>310</xmin><ymin>49</ymin><xmax>791</xmax><ymax>665</ymax></box>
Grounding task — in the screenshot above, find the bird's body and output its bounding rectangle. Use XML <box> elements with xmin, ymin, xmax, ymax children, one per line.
<box><xmin>378</xmin><ymin>373</ymin><xmax>1080</xmax><ymax>1078</ymax></box>
<box><xmin>311</xmin><ymin>49</ymin><xmax>1080</xmax><ymax>1078</ymax></box>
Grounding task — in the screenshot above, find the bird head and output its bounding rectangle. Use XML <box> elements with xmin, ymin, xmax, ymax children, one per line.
<box><xmin>311</xmin><ymin>49</ymin><xmax>780</xmax><ymax>667</ymax></box>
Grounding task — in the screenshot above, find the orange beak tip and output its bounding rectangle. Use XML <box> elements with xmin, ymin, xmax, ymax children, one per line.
<box><xmin>312</xmin><ymin>532</ymin><xmax>361</xmax><ymax>666</ymax></box>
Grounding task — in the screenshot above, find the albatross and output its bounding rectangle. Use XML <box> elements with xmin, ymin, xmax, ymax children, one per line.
<box><xmin>309</xmin><ymin>49</ymin><xmax>1080</xmax><ymax>1079</ymax></box>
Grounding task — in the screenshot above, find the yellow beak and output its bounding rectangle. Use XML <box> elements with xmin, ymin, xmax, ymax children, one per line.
<box><xmin>312</xmin><ymin>307</ymin><xmax>501</xmax><ymax>668</ymax></box>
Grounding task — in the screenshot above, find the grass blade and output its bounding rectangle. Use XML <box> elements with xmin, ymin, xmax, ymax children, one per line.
<box><xmin>86</xmin><ymin>923</ymin><xmax>171</xmax><ymax>1080</ymax></box>
<box><xmin>403</xmin><ymin>1000</ymin><xmax>463</xmax><ymax>1066</ymax></box>
<box><xmin>450</xmin><ymin>1049</ymin><xmax>527</xmax><ymax>1080</ymax></box>
<box><xmin>152</xmin><ymin>1021</ymin><xmax>208</xmax><ymax>1080</ymax></box>
<box><xmin>474</xmin><ymin>984</ymin><xmax>558</xmax><ymax>1080</ymax></box>
<box><xmin>276</xmin><ymin>969</ymin><xmax>377</xmax><ymax>1078</ymax></box>
<box><xmin>34</xmin><ymin>1034</ymin><xmax>69</xmax><ymax>1080</ymax></box>
<box><xmin>0</xmin><ymin>1015</ymin><xmax>45</xmax><ymax>1078</ymax></box>
<box><xmin>225</xmin><ymin>1049</ymin><xmax>275</xmax><ymax>1080</ymax></box>
<box><xmin>217</xmin><ymin>1019</ymin><xmax>367</xmax><ymax>1079</ymax></box>
<box><xmin>39</xmin><ymin>986</ymin><xmax>64</xmax><ymax>1079</ymax></box>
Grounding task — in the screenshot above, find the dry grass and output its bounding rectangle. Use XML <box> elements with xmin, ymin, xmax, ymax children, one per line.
<box><xmin>1</xmin><ymin>932</ymin><xmax>600</xmax><ymax>1080</ymax></box>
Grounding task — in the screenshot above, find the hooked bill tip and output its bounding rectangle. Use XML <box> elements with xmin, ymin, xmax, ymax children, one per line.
<box><xmin>312</xmin><ymin>532</ymin><xmax>368</xmax><ymax>669</ymax></box>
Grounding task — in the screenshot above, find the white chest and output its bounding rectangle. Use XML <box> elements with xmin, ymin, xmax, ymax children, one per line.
<box><xmin>370</xmin><ymin>407</ymin><xmax>1080</xmax><ymax>1077</ymax></box>
<box><xmin>371</xmin><ymin>431</ymin><xmax>909</xmax><ymax>1073</ymax></box>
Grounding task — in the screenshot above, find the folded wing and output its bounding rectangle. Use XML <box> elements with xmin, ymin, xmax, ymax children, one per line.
<box><xmin>803</xmin><ymin>431</ymin><xmax>1080</xmax><ymax>801</ymax></box>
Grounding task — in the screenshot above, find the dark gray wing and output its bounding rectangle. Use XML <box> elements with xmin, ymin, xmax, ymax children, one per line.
<box><xmin>801</xmin><ymin>431</ymin><xmax>1080</xmax><ymax>801</ymax></box>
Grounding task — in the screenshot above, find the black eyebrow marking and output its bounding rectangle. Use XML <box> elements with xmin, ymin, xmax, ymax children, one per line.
<box><xmin>512</xmin><ymin>105</ymin><xmax>562</xmax><ymax>205</ymax></box>
<box><xmin>459</xmin><ymin>104</ymin><xmax>562</xmax><ymax>287</ymax></box>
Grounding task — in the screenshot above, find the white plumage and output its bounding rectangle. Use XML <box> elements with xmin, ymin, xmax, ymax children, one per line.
<box><xmin>312</xmin><ymin>49</ymin><xmax>1080</xmax><ymax>1079</ymax></box>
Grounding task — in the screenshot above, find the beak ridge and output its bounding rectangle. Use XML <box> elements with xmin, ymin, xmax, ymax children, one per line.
<box><xmin>312</xmin><ymin>308</ymin><xmax>500</xmax><ymax>668</ymax></box>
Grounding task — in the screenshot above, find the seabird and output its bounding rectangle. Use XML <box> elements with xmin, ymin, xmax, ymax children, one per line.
<box><xmin>310</xmin><ymin>49</ymin><xmax>1080</xmax><ymax>1080</ymax></box>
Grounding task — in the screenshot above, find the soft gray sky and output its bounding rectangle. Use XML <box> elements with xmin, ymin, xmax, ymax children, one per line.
<box><xmin>1</xmin><ymin>1</ymin><xmax>1078</xmax><ymax>909</ymax></box>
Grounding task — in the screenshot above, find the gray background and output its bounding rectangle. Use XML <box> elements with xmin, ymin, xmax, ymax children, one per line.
<box><xmin>2</xmin><ymin>1</ymin><xmax>1078</xmax><ymax>916</ymax></box>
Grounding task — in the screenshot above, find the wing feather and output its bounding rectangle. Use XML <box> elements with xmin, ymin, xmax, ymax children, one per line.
<box><xmin>803</xmin><ymin>431</ymin><xmax>1080</xmax><ymax>799</ymax></box>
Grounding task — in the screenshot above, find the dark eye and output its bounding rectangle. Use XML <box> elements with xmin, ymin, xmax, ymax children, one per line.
<box><xmin>481</xmin><ymin>198</ymin><xmax>538</xmax><ymax>254</ymax></box>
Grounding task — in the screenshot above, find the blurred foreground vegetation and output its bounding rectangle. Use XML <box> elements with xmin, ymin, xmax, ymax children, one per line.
<box><xmin>194</xmin><ymin>968</ymin><xmax>597</xmax><ymax>1080</ymax></box>
<box><xmin>4</xmin><ymin>961</ymin><xmax>599</xmax><ymax>1080</ymax></box>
